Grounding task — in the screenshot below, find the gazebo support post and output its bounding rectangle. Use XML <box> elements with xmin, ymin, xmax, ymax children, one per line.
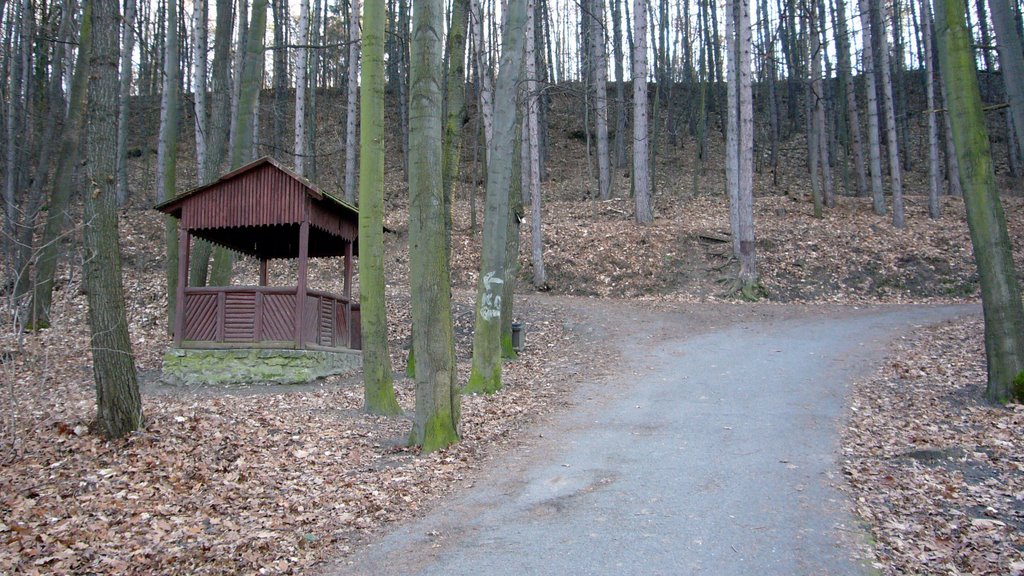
<box><xmin>295</xmin><ymin>220</ymin><xmax>310</xmax><ymax>347</ymax></box>
<box><xmin>259</xmin><ymin>259</ymin><xmax>268</xmax><ymax>286</ymax></box>
<box><xmin>173</xmin><ymin>224</ymin><xmax>191</xmax><ymax>347</ymax></box>
<box><xmin>344</xmin><ymin>240</ymin><xmax>353</xmax><ymax>299</ymax></box>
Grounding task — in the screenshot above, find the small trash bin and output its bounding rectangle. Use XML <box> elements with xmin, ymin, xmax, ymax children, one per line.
<box><xmin>511</xmin><ymin>322</ymin><xmax>524</xmax><ymax>352</ymax></box>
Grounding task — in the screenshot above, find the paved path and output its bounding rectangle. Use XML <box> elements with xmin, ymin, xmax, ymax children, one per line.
<box><xmin>329</xmin><ymin>302</ymin><xmax>976</xmax><ymax>576</ymax></box>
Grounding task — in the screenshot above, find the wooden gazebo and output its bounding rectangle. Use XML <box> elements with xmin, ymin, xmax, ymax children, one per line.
<box><xmin>156</xmin><ymin>157</ymin><xmax>361</xmax><ymax>352</ymax></box>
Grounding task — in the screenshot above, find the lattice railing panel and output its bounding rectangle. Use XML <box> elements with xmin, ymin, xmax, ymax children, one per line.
<box><xmin>184</xmin><ymin>293</ymin><xmax>217</xmax><ymax>340</ymax></box>
<box><xmin>262</xmin><ymin>294</ymin><xmax>295</xmax><ymax>341</ymax></box>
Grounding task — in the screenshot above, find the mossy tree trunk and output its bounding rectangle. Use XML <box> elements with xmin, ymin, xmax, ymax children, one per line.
<box><xmin>407</xmin><ymin>0</ymin><xmax>460</xmax><ymax>451</ymax></box>
<box><xmin>935</xmin><ymin>0</ymin><xmax>1024</xmax><ymax>403</ymax></box>
<box><xmin>85</xmin><ymin>0</ymin><xmax>144</xmax><ymax>438</ymax></box>
<box><xmin>466</xmin><ymin>0</ymin><xmax>527</xmax><ymax>395</ymax></box>
<box><xmin>359</xmin><ymin>0</ymin><xmax>402</xmax><ymax>415</ymax></box>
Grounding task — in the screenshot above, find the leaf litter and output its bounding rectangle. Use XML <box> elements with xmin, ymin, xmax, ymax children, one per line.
<box><xmin>2</xmin><ymin>130</ymin><xmax>1023</xmax><ymax>573</ymax></box>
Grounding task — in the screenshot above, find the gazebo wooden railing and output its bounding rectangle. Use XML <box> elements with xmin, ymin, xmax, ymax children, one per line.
<box><xmin>180</xmin><ymin>286</ymin><xmax>361</xmax><ymax>350</ymax></box>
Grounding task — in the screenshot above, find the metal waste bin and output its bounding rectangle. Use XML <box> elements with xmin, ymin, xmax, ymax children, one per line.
<box><xmin>511</xmin><ymin>322</ymin><xmax>524</xmax><ymax>352</ymax></box>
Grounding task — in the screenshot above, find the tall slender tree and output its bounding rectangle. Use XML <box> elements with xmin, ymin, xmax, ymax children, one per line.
<box><xmin>84</xmin><ymin>0</ymin><xmax>144</xmax><ymax>438</ymax></box>
<box><xmin>872</xmin><ymin>0</ymin><xmax>905</xmax><ymax>228</ymax></box>
<box><xmin>989</xmin><ymin>0</ymin><xmax>1024</xmax><ymax>165</ymax></box>
<box><xmin>344</xmin><ymin>0</ymin><xmax>362</xmax><ymax>203</ymax></box>
<box><xmin>156</xmin><ymin>0</ymin><xmax>181</xmax><ymax>329</ymax></box>
<box><xmin>30</xmin><ymin>0</ymin><xmax>92</xmax><ymax>328</ymax></box>
<box><xmin>360</xmin><ymin>0</ymin><xmax>402</xmax><ymax>415</ymax></box>
<box><xmin>466</xmin><ymin>0</ymin><xmax>528</xmax><ymax>394</ymax></box>
<box><xmin>407</xmin><ymin>0</ymin><xmax>460</xmax><ymax>451</ymax></box>
<box><xmin>115</xmin><ymin>0</ymin><xmax>137</xmax><ymax>205</ymax></box>
<box><xmin>294</xmin><ymin>0</ymin><xmax>310</xmax><ymax>176</ymax></box>
<box><xmin>857</xmin><ymin>0</ymin><xmax>886</xmax><ymax>215</ymax></box>
<box><xmin>632</xmin><ymin>0</ymin><xmax>653</xmax><ymax>223</ymax></box>
<box><xmin>525</xmin><ymin>0</ymin><xmax>547</xmax><ymax>286</ymax></box>
<box><xmin>935</xmin><ymin>0</ymin><xmax>1024</xmax><ymax>402</ymax></box>
<box><xmin>922</xmin><ymin>0</ymin><xmax>941</xmax><ymax>218</ymax></box>
<box><xmin>590</xmin><ymin>0</ymin><xmax>611</xmax><ymax>199</ymax></box>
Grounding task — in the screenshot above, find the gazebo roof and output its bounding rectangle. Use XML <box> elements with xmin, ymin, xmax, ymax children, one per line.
<box><xmin>155</xmin><ymin>157</ymin><xmax>359</xmax><ymax>259</ymax></box>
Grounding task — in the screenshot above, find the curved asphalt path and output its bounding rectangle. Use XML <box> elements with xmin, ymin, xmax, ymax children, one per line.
<box><xmin>326</xmin><ymin>301</ymin><xmax>977</xmax><ymax>576</ymax></box>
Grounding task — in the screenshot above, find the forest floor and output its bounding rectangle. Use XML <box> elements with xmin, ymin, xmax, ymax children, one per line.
<box><xmin>3</xmin><ymin>89</ymin><xmax>1024</xmax><ymax>573</ymax></box>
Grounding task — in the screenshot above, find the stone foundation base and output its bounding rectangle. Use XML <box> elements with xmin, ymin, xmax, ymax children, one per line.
<box><xmin>161</xmin><ymin>348</ymin><xmax>362</xmax><ymax>386</ymax></box>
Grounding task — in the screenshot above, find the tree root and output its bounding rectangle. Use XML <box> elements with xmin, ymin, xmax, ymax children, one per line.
<box><xmin>718</xmin><ymin>277</ymin><xmax>768</xmax><ymax>301</ymax></box>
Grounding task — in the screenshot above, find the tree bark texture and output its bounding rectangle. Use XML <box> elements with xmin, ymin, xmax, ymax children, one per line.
<box><xmin>590</xmin><ymin>0</ymin><xmax>611</xmax><ymax>199</ymax></box>
<box><xmin>408</xmin><ymin>0</ymin><xmax>460</xmax><ymax>451</ymax></box>
<box><xmin>466</xmin><ymin>0</ymin><xmax>527</xmax><ymax>394</ymax></box>
<box><xmin>872</xmin><ymin>0</ymin><xmax>905</xmax><ymax>228</ymax></box>
<box><xmin>525</xmin><ymin>0</ymin><xmax>547</xmax><ymax>286</ymax></box>
<box><xmin>156</xmin><ymin>0</ymin><xmax>181</xmax><ymax>330</ymax></box>
<box><xmin>632</xmin><ymin>0</ymin><xmax>653</xmax><ymax>223</ymax></box>
<box><xmin>936</xmin><ymin>0</ymin><xmax>1024</xmax><ymax>402</ymax></box>
<box><xmin>989</xmin><ymin>0</ymin><xmax>1024</xmax><ymax>164</ymax></box>
<box><xmin>85</xmin><ymin>0</ymin><xmax>144</xmax><ymax>438</ymax></box>
<box><xmin>359</xmin><ymin>0</ymin><xmax>402</xmax><ymax>415</ymax></box>
<box><xmin>344</xmin><ymin>0</ymin><xmax>362</xmax><ymax>203</ymax></box>
<box><xmin>857</xmin><ymin>0</ymin><xmax>887</xmax><ymax>215</ymax></box>
<box><xmin>294</xmin><ymin>0</ymin><xmax>309</xmax><ymax>176</ymax></box>
<box><xmin>736</xmin><ymin>0</ymin><xmax>757</xmax><ymax>289</ymax></box>
<box><xmin>115</xmin><ymin>0</ymin><xmax>137</xmax><ymax>205</ymax></box>
<box><xmin>30</xmin><ymin>0</ymin><xmax>92</xmax><ymax>328</ymax></box>
<box><xmin>922</xmin><ymin>0</ymin><xmax>941</xmax><ymax>218</ymax></box>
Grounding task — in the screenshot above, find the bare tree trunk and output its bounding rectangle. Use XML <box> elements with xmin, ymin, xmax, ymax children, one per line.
<box><xmin>271</xmin><ymin>0</ymin><xmax>288</xmax><ymax>155</ymax></box>
<box><xmin>611</xmin><ymin>0</ymin><xmax>626</xmax><ymax>169</ymax></box>
<box><xmin>84</xmin><ymin>0</ymin><xmax>144</xmax><ymax>438</ymax></box>
<box><xmin>590</xmin><ymin>0</ymin><xmax>611</xmax><ymax>199</ymax></box>
<box><xmin>726</xmin><ymin>0</ymin><xmax>739</xmax><ymax>242</ymax></box>
<box><xmin>193</xmin><ymin>0</ymin><xmax>209</xmax><ymax>184</ymax></box>
<box><xmin>470</xmin><ymin>0</ymin><xmax>494</xmax><ymax>157</ymax></box>
<box><xmin>935</xmin><ymin>0</ymin><xmax>1024</xmax><ymax>402</ymax></box>
<box><xmin>525</xmin><ymin>0</ymin><xmax>546</xmax><ymax>286</ymax></box>
<box><xmin>989</xmin><ymin>0</ymin><xmax>1024</xmax><ymax>165</ymax></box>
<box><xmin>835</xmin><ymin>0</ymin><xmax>868</xmax><ymax>197</ymax></box>
<box><xmin>359</xmin><ymin>0</ymin><xmax>401</xmax><ymax>415</ymax></box>
<box><xmin>30</xmin><ymin>1</ymin><xmax>91</xmax><ymax>328</ymax></box>
<box><xmin>14</xmin><ymin>2</ymin><xmax>73</xmax><ymax>311</ymax></box>
<box><xmin>938</xmin><ymin>68</ymin><xmax>963</xmax><ymax>196</ymax></box>
<box><xmin>156</xmin><ymin>0</ymin><xmax>181</xmax><ymax>329</ymax></box>
<box><xmin>466</xmin><ymin>0</ymin><xmax>527</xmax><ymax>394</ymax></box>
<box><xmin>189</xmin><ymin>0</ymin><xmax>234</xmax><ymax>287</ymax></box>
<box><xmin>213</xmin><ymin>0</ymin><xmax>267</xmax><ymax>287</ymax></box>
<box><xmin>857</xmin><ymin>0</ymin><xmax>886</xmax><ymax>215</ymax></box>
<box><xmin>632</xmin><ymin>0</ymin><xmax>652</xmax><ymax>223</ymax></box>
<box><xmin>115</xmin><ymin>0</ymin><xmax>137</xmax><ymax>205</ymax></box>
<box><xmin>810</xmin><ymin>2</ymin><xmax>833</xmax><ymax>211</ymax></box>
<box><xmin>873</xmin><ymin>0</ymin><xmax>905</xmax><ymax>228</ymax></box>
<box><xmin>407</xmin><ymin>0</ymin><xmax>460</xmax><ymax>451</ymax></box>
<box><xmin>443</xmin><ymin>0</ymin><xmax>470</xmax><ymax>256</ymax></box>
<box><xmin>922</xmin><ymin>0</ymin><xmax>941</xmax><ymax>218</ymax></box>
<box><xmin>294</xmin><ymin>0</ymin><xmax>309</xmax><ymax>176</ymax></box>
<box><xmin>735</xmin><ymin>0</ymin><xmax>759</xmax><ymax>293</ymax></box>
<box><xmin>343</xmin><ymin>0</ymin><xmax>362</xmax><ymax>202</ymax></box>
<box><xmin>3</xmin><ymin>0</ymin><xmax>28</xmax><ymax>280</ymax></box>
<box><xmin>228</xmin><ymin>0</ymin><xmax>250</xmax><ymax>159</ymax></box>
<box><xmin>306</xmin><ymin>0</ymin><xmax>321</xmax><ymax>178</ymax></box>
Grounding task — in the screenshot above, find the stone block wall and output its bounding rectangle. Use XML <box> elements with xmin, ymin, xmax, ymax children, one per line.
<box><xmin>161</xmin><ymin>348</ymin><xmax>362</xmax><ymax>386</ymax></box>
